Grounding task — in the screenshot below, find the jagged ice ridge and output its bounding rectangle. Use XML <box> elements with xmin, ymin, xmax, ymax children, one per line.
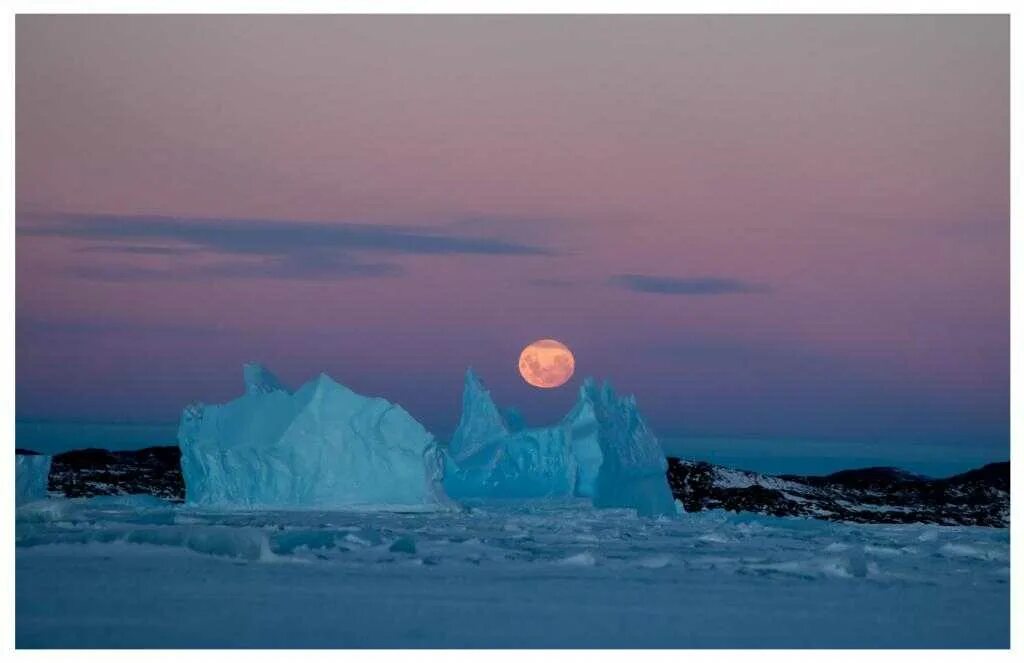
<box><xmin>444</xmin><ymin>369</ymin><xmax>676</xmax><ymax>516</ymax></box>
<box><xmin>177</xmin><ymin>363</ymin><xmax>674</xmax><ymax>516</ymax></box>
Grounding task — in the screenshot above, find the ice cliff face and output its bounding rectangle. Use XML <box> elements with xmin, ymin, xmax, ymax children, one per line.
<box><xmin>178</xmin><ymin>364</ymin><xmax>446</xmax><ymax>508</ymax></box>
<box><xmin>444</xmin><ymin>370</ymin><xmax>676</xmax><ymax>517</ymax></box>
<box><xmin>566</xmin><ymin>379</ymin><xmax>675</xmax><ymax>516</ymax></box>
<box><xmin>16</xmin><ymin>453</ymin><xmax>52</xmax><ymax>505</ymax></box>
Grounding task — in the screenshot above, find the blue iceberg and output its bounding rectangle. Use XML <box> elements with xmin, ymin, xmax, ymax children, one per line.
<box><xmin>178</xmin><ymin>364</ymin><xmax>447</xmax><ymax>508</ymax></box>
<box><xmin>444</xmin><ymin>369</ymin><xmax>676</xmax><ymax>516</ymax></box>
<box><xmin>16</xmin><ymin>453</ymin><xmax>52</xmax><ymax>505</ymax></box>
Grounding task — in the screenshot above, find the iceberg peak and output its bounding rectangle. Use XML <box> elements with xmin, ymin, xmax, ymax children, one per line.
<box><xmin>570</xmin><ymin>379</ymin><xmax>674</xmax><ymax>516</ymax></box>
<box><xmin>243</xmin><ymin>362</ymin><xmax>289</xmax><ymax>395</ymax></box>
<box><xmin>302</xmin><ymin>371</ymin><xmax>341</xmax><ymax>395</ymax></box>
<box><xmin>575</xmin><ymin>377</ymin><xmax>628</xmax><ymax>410</ymax></box>
<box><xmin>449</xmin><ymin>368</ymin><xmax>509</xmax><ymax>460</ymax></box>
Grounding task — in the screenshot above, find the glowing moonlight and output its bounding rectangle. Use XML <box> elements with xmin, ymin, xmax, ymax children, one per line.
<box><xmin>518</xmin><ymin>339</ymin><xmax>575</xmax><ymax>389</ymax></box>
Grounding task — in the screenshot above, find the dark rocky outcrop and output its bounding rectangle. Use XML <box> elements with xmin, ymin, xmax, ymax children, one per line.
<box><xmin>667</xmin><ymin>458</ymin><xmax>1009</xmax><ymax>527</ymax></box>
<box><xmin>46</xmin><ymin>446</ymin><xmax>184</xmax><ymax>500</ymax></box>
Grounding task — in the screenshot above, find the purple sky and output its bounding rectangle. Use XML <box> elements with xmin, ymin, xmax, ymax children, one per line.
<box><xmin>16</xmin><ymin>16</ymin><xmax>1008</xmax><ymax>451</ymax></box>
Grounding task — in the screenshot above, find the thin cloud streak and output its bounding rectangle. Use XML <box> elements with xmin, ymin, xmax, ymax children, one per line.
<box><xmin>75</xmin><ymin>244</ymin><xmax>200</xmax><ymax>256</ymax></box>
<box><xmin>21</xmin><ymin>211</ymin><xmax>557</xmax><ymax>282</ymax></box>
<box><xmin>610</xmin><ymin>274</ymin><xmax>770</xmax><ymax>296</ymax></box>
<box><xmin>68</xmin><ymin>254</ymin><xmax>404</xmax><ymax>283</ymax></box>
<box><xmin>21</xmin><ymin>212</ymin><xmax>556</xmax><ymax>256</ymax></box>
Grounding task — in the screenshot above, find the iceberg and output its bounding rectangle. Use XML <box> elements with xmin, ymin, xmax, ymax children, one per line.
<box><xmin>16</xmin><ymin>453</ymin><xmax>52</xmax><ymax>505</ymax></box>
<box><xmin>565</xmin><ymin>379</ymin><xmax>676</xmax><ymax>516</ymax></box>
<box><xmin>444</xmin><ymin>369</ymin><xmax>576</xmax><ymax>499</ymax></box>
<box><xmin>243</xmin><ymin>361</ymin><xmax>290</xmax><ymax>395</ymax></box>
<box><xmin>448</xmin><ymin>368</ymin><xmax>510</xmax><ymax>463</ymax></box>
<box><xmin>178</xmin><ymin>364</ymin><xmax>447</xmax><ymax>508</ymax></box>
<box><xmin>443</xmin><ymin>369</ymin><xmax>676</xmax><ymax>516</ymax></box>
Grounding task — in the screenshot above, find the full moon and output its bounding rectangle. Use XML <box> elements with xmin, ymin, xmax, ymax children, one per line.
<box><xmin>518</xmin><ymin>339</ymin><xmax>575</xmax><ymax>389</ymax></box>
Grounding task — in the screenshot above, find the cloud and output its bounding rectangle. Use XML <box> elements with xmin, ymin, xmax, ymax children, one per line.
<box><xmin>68</xmin><ymin>253</ymin><xmax>403</xmax><ymax>282</ymax></box>
<box><xmin>609</xmin><ymin>274</ymin><xmax>769</xmax><ymax>296</ymax></box>
<box><xmin>75</xmin><ymin>244</ymin><xmax>200</xmax><ymax>256</ymax></box>
<box><xmin>20</xmin><ymin>211</ymin><xmax>555</xmax><ymax>282</ymax></box>
<box><xmin>201</xmin><ymin>252</ymin><xmax>403</xmax><ymax>280</ymax></box>
<box><xmin>22</xmin><ymin>212</ymin><xmax>554</xmax><ymax>256</ymax></box>
<box><xmin>66</xmin><ymin>264</ymin><xmax>184</xmax><ymax>282</ymax></box>
<box><xmin>17</xmin><ymin>316</ymin><xmax>226</xmax><ymax>338</ymax></box>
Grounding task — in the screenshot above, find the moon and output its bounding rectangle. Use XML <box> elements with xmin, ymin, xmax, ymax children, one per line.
<box><xmin>518</xmin><ymin>339</ymin><xmax>575</xmax><ymax>389</ymax></box>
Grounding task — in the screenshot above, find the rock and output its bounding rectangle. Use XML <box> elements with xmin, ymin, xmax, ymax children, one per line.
<box><xmin>667</xmin><ymin>458</ymin><xmax>1009</xmax><ymax>527</ymax></box>
<box><xmin>48</xmin><ymin>446</ymin><xmax>184</xmax><ymax>500</ymax></box>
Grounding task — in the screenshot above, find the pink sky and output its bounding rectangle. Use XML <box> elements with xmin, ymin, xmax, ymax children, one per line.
<box><xmin>16</xmin><ymin>16</ymin><xmax>1008</xmax><ymax>450</ymax></box>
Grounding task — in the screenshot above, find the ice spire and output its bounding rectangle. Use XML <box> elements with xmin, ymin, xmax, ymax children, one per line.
<box><xmin>448</xmin><ymin>368</ymin><xmax>509</xmax><ymax>461</ymax></box>
<box><xmin>243</xmin><ymin>362</ymin><xmax>290</xmax><ymax>396</ymax></box>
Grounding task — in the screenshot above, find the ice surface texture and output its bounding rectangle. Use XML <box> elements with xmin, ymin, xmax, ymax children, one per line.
<box><xmin>16</xmin><ymin>454</ymin><xmax>52</xmax><ymax>505</ymax></box>
<box><xmin>15</xmin><ymin>498</ymin><xmax>1010</xmax><ymax>647</ymax></box>
<box><xmin>178</xmin><ymin>365</ymin><xmax>446</xmax><ymax>507</ymax></box>
<box><xmin>445</xmin><ymin>369</ymin><xmax>676</xmax><ymax>516</ymax></box>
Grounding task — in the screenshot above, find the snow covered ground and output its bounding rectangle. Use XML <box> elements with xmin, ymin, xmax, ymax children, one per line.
<box><xmin>16</xmin><ymin>496</ymin><xmax>1008</xmax><ymax>648</ymax></box>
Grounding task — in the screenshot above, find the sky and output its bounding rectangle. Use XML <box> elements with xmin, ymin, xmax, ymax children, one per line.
<box><xmin>16</xmin><ymin>15</ymin><xmax>1008</xmax><ymax>459</ymax></box>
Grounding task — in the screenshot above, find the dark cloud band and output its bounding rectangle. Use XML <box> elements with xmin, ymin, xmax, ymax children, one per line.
<box><xmin>610</xmin><ymin>274</ymin><xmax>769</xmax><ymax>296</ymax></box>
<box><xmin>20</xmin><ymin>212</ymin><xmax>555</xmax><ymax>281</ymax></box>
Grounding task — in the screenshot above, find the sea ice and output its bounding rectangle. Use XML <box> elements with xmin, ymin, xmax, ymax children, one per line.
<box><xmin>16</xmin><ymin>454</ymin><xmax>51</xmax><ymax>505</ymax></box>
<box><xmin>178</xmin><ymin>364</ymin><xmax>447</xmax><ymax>508</ymax></box>
<box><xmin>443</xmin><ymin>369</ymin><xmax>676</xmax><ymax>516</ymax></box>
<box><xmin>16</xmin><ymin>502</ymin><xmax>1010</xmax><ymax>647</ymax></box>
